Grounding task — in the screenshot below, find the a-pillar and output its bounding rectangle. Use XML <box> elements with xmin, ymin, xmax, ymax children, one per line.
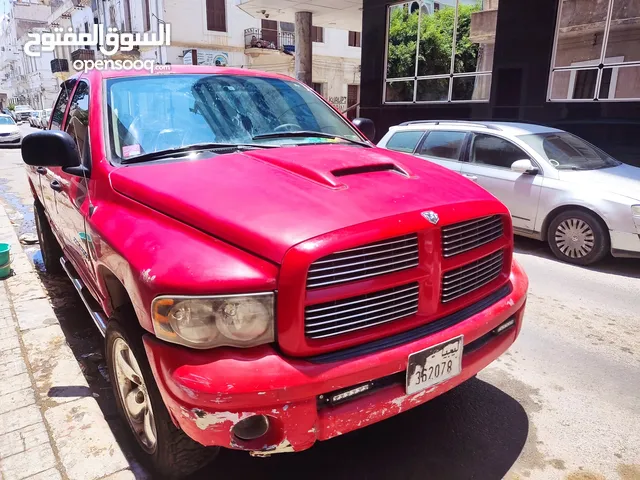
<box><xmin>294</xmin><ymin>11</ymin><xmax>313</xmax><ymax>86</ymax></box>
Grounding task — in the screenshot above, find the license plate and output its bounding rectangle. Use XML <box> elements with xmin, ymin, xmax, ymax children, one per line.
<box><xmin>406</xmin><ymin>335</ymin><xmax>464</xmax><ymax>395</ymax></box>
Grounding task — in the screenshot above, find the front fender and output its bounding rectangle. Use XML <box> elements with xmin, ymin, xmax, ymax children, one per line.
<box><xmin>88</xmin><ymin>194</ymin><xmax>278</xmax><ymax>332</ymax></box>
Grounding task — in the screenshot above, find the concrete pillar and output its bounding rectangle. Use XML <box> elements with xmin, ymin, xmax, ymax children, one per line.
<box><xmin>295</xmin><ymin>11</ymin><xmax>312</xmax><ymax>86</ymax></box>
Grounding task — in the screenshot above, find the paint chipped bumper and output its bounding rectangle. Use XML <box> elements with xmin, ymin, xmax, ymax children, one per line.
<box><xmin>143</xmin><ymin>260</ymin><xmax>528</xmax><ymax>453</ymax></box>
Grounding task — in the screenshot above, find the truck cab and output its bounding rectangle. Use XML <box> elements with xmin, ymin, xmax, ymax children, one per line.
<box><xmin>21</xmin><ymin>66</ymin><xmax>528</xmax><ymax>479</ymax></box>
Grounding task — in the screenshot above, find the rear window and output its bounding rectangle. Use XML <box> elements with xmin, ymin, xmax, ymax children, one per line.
<box><xmin>417</xmin><ymin>131</ymin><xmax>467</xmax><ymax>161</ymax></box>
<box><xmin>385</xmin><ymin>130</ymin><xmax>424</xmax><ymax>153</ymax></box>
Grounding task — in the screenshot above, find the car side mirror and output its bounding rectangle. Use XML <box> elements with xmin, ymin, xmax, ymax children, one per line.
<box><xmin>352</xmin><ymin>118</ymin><xmax>376</xmax><ymax>142</ymax></box>
<box><xmin>21</xmin><ymin>131</ymin><xmax>83</xmax><ymax>175</ymax></box>
<box><xmin>511</xmin><ymin>159</ymin><xmax>539</xmax><ymax>175</ymax></box>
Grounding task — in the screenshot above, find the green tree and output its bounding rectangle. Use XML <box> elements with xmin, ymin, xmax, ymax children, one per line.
<box><xmin>387</xmin><ymin>2</ymin><xmax>483</xmax><ymax>101</ymax></box>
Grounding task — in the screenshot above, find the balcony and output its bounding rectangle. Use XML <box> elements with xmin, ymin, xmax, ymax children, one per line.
<box><xmin>244</xmin><ymin>28</ymin><xmax>295</xmax><ymax>56</ymax></box>
<box><xmin>51</xmin><ymin>58</ymin><xmax>69</xmax><ymax>74</ymax></box>
<box><xmin>71</xmin><ymin>49</ymin><xmax>95</xmax><ymax>62</ymax></box>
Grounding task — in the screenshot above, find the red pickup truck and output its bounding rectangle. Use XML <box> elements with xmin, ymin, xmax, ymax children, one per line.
<box><xmin>22</xmin><ymin>66</ymin><xmax>528</xmax><ymax>478</ymax></box>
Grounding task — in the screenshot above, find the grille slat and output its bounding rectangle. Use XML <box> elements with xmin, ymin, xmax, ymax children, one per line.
<box><xmin>311</xmin><ymin>243</ymin><xmax>417</xmax><ymax>265</ymax></box>
<box><xmin>306</xmin><ymin>283</ymin><xmax>418</xmax><ymax>314</ymax></box>
<box><xmin>442</xmin><ymin>215</ymin><xmax>504</xmax><ymax>257</ymax></box>
<box><xmin>442</xmin><ymin>253</ymin><xmax>504</xmax><ymax>284</ymax></box>
<box><xmin>307</xmin><ymin>234</ymin><xmax>419</xmax><ymax>289</ymax></box>
<box><xmin>306</xmin><ymin>289</ymin><xmax>419</xmax><ymax>322</ymax></box>
<box><xmin>309</xmin><ymin>250</ymin><xmax>418</xmax><ymax>274</ymax></box>
<box><xmin>441</xmin><ymin>251</ymin><xmax>504</xmax><ymax>303</ymax></box>
<box><xmin>305</xmin><ymin>283</ymin><xmax>419</xmax><ymax>339</ymax></box>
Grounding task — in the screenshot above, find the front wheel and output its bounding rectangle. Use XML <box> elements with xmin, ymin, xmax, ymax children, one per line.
<box><xmin>106</xmin><ymin>309</ymin><xmax>218</xmax><ymax>479</ymax></box>
<box><xmin>547</xmin><ymin>209</ymin><xmax>609</xmax><ymax>266</ymax></box>
<box><xmin>34</xmin><ymin>201</ymin><xmax>63</xmax><ymax>274</ymax></box>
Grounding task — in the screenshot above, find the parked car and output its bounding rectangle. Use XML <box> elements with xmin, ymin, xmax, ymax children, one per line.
<box><xmin>38</xmin><ymin>108</ymin><xmax>53</xmax><ymax>129</ymax></box>
<box><xmin>0</xmin><ymin>114</ymin><xmax>22</xmax><ymax>145</ymax></box>
<box><xmin>13</xmin><ymin>104</ymin><xmax>33</xmax><ymax>123</ymax></box>
<box><xmin>21</xmin><ymin>67</ymin><xmax>528</xmax><ymax>478</ymax></box>
<box><xmin>28</xmin><ymin>111</ymin><xmax>41</xmax><ymax>128</ymax></box>
<box><xmin>378</xmin><ymin>121</ymin><xmax>640</xmax><ymax>266</ymax></box>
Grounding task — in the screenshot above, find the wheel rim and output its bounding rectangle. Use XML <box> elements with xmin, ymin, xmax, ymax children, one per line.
<box><xmin>112</xmin><ymin>337</ymin><xmax>157</xmax><ymax>453</ymax></box>
<box><xmin>554</xmin><ymin>218</ymin><xmax>595</xmax><ymax>259</ymax></box>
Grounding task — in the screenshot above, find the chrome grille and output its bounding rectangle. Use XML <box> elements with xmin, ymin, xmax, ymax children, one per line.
<box><xmin>441</xmin><ymin>215</ymin><xmax>503</xmax><ymax>257</ymax></box>
<box><xmin>305</xmin><ymin>283</ymin><xmax>419</xmax><ymax>339</ymax></box>
<box><xmin>441</xmin><ymin>250</ymin><xmax>504</xmax><ymax>303</ymax></box>
<box><xmin>306</xmin><ymin>235</ymin><xmax>419</xmax><ymax>289</ymax></box>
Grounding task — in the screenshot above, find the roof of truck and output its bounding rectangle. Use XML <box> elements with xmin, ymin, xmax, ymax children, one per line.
<box><xmin>75</xmin><ymin>64</ymin><xmax>294</xmax><ymax>81</ymax></box>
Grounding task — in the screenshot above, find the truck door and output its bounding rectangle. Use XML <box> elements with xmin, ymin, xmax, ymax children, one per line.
<box><xmin>54</xmin><ymin>80</ymin><xmax>98</xmax><ymax>293</ymax></box>
<box><xmin>41</xmin><ymin>81</ymin><xmax>74</xmax><ymax>238</ymax></box>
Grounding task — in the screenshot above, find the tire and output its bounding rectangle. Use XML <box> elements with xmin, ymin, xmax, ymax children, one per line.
<box><xmin>106</xmin><ymin>308</ymin><xmax>218</xmax><ymax>479</ymax></box>
<box><xmin>34</xmin><ymin>200</ymin><xmax>64</xmax><ymax>275</ymax></box>
<box><xmin>547</xmin><ymin>209</ymin><xmax>609</xmax><ymax>266</ymax></box>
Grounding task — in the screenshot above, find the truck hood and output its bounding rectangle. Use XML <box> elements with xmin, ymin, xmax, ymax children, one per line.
<box><xmin>110</xmin><ymin>145</ymin><xmax>497</xmax><ymax>264</ymax></box>
<box><xmin>558</xmin><ymin>163</ymin><xmax>640</xmax><ymax>202</ymax></box>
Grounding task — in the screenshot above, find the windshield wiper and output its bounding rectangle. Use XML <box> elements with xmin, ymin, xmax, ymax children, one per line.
<box><xmin>252</xmin><ymin>130</ymin><xmax>371</xmax><ymax>147</ymax></box>
<box><xmin>120</xmin><ymin>142</ymin><xmax>277</xmax><ymax>164</ymax></box>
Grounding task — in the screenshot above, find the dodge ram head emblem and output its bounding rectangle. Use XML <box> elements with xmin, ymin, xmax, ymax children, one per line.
<box><xmin>421</xmin><ymin>211</ymin><xmax>439</xmax><ymax>225</ymax></box>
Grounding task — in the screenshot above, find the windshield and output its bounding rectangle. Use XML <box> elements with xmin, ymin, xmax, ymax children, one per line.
<box><xmin>518</xmin><ymin>132</ymin><xmax>620</xmax><ymax>170</ymax></box>
<box><xmin>0</xmin><ymin>117</ymin><xmax>15</xmax><ymax>125</ymax></box>
<box><xmin>106</xmin><ymin>74</ymin><xmax>364</xmax><ymax>161</ymax></box>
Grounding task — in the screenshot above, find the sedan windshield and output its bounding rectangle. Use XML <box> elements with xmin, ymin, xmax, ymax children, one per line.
<box><xmin>0</xmin><ymin>117</ymin><xmax>15</xmax><ymax>125</ymax></box>
<box><xmin>106</xmin><ymin>74</ymin><xmax>364</xmax><ymax>161</ymax></box>
<box><xmin>518</xmin><ymin>132</ymin><xmax>620</xmax><ymax>170</ymax></box>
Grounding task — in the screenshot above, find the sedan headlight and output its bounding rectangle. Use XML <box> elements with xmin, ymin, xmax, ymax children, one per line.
<box><xmin>632</xmin><ymin>205</ymin><xmax>640</xmax><ymax>216</ymax></box>
<box><xmin>151</xmin><ymin>293</ymin><xmax>275</xmax><ymax>349</ymax></box>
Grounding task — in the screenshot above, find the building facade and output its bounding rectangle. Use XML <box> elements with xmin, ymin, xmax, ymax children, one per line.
<box><xmin>359</xmin><ymin>0</ymin><xmax>640</xmax><ymax>165</ymax></box>
<box><xmin>0</xmin><ymin>0</ymin><xmax>361</xmax><ymax>115</ymax></box>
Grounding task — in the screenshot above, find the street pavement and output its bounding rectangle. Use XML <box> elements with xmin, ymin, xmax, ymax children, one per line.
<box><xmin>0</xmin><ymin>124</ymin><xmax>638</xmax><ymax>480</ymax></box>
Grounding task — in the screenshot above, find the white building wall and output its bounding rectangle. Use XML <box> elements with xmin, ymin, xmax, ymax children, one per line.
<box><xmin>163</xmin><ymin>0</ymin><xmax>360</xmax><ymax>112</ymax></box>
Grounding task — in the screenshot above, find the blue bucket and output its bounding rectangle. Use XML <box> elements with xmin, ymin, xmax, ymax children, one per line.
<box><xmin>0</xmin><ymin>243</ymin><xmax>11</xmax><ymax>279</ymax></box>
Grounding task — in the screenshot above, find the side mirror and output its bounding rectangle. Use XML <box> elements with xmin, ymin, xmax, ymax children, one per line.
<box><xmin>511</xmin><ymin>159</ymin><xmax>539</xmax><ymax>175</ymax></box>
<box><xmin>21</xmin><ymin>130</ymin><xmax>82</xmax><ymax>174</ymax></box>
<box><xmin>352</xmin><ymin>118</ymin><xmax>376</xmax><ymax>142</ymax></box>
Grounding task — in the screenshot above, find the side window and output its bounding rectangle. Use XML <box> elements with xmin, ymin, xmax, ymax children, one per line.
<box><xmin>65</xmin><ymin>82</ymin><xmax>90</xmax><ymax>162</ymax></box>
<box><xmin>470</xmin><ymin>134</ymin><xmax>529</xmax><ymax>169</ymax></box>
<box><xmin>50</xmin><ymin>84</ymin><xmax>73</xmax><ymax>130</ymax></box>
<box><xmin>385</xmin><ymin>130</ymin><xmax>424</xmax><ymax>153</ymax></box>
<box><xmin>416</xmin><ymin>131</ymin><xmax>467</xmax><ymax>161</ymax></box>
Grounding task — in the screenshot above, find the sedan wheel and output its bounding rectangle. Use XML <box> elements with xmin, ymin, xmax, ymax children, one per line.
<box><xmin>547</xmin><ymin>209</ymin><xmax>609</xmax><ymax>266</ymax></box>
<box><xmin>554</xmin><ymin>218</ymin><xmax>595</xmax><ymax>259</ymax></box>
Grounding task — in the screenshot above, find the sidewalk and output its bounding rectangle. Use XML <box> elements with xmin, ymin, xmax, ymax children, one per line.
<box><xmin>0</xmin><ymin>203</ymin><xmax>136</xmax><ymax>480</ymax></box>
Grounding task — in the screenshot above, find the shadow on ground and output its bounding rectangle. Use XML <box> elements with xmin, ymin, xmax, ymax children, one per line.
<box><xmin>514</xmin><ymin>237</ymin><xmax>640</xmax><ymax>279</ymax></box>
<box><xmin>190</xmin><ymin>378</ymin><xmax>528</xmax><ymax>480</ymax></box>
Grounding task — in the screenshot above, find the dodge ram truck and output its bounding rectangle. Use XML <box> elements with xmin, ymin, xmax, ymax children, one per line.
<box><xmin>21</xmin><ymin>66</ymin><xmax>528</xmax><ymax>479</ymax></box>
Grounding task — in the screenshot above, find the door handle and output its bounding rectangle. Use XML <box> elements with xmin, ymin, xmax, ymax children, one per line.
<box><xmin>36</xmin><ymin>167</ymin><xmax>47</xmax><ymax>175</ymax></box>
<box><xmin>463</xmin><ymin>174</ymin><xmax>478</xmax><ymax>181</ymax></box>
<box><xmin>50</xmin><ymin>180</ymin><xmax>62</xmax><ymax>192</ymax></box>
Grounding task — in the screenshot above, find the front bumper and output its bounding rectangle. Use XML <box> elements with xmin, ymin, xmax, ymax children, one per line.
<box><xmin>610</xmin><ymin>230</ymin><xmax>640</xmax><ymax>258</ymax></box>
<box><xmin>0</xmin><ymin>135</ymin><xmax>21</xmax><ymax>144</ymax></box>
<box><xmin>143</xmin><ymin>260</ymin><xmax>528</xmax><ymax>454</ymax></box>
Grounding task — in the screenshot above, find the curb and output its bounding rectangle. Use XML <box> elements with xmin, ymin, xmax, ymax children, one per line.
<box><xmin>0</xmin><ymin>204</ymin><xmax>138</xmax><ymax>480</ymax></box>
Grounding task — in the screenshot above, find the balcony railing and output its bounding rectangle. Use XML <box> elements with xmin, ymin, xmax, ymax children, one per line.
<box><xmin>71</xmin><ymin>49</ymin><xmax>95</xmax><ymax>62</ymax></box>
<box><xmin>51</xmin><ymin>58</ymin><xmax>69</xmax><ymax>74</ymax></box>
<box><xmin>244</xmin><ymin>28</ymin><xmax>295</xmax><ymax>53</ymax></box>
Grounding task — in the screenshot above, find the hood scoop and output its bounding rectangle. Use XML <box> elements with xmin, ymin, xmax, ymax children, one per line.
<box><xmin>332</xmin><ymin>163</ymin><xmax>410</xmax><ymax>178</ymax></box>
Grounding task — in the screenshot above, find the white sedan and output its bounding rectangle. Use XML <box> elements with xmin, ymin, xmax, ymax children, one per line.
<box><xmin>0</xmin><ymin>114</ymin><xmax>22</xmax><ymax>146</ymax></box>
<box><xmin>378</xmin><ymin>120</ymin><xmax>640</xmax><ymax>265</ymax></box>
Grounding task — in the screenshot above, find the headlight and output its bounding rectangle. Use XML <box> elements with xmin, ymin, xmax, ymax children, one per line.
<box><xmin>151</xmin><ymin>293</ymin><xmax>275</xmax><ymax>349</ymax></box>
<box><xmin>632</xmin><ymin>205</ymin><xmax>640</xmax><ymax>216</ymax></box>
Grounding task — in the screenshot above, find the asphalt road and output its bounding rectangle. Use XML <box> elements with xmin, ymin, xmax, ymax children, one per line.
<box><xmin>1</xmin><ymin>125</ymin><xmax>639</xmax><ymax>480</ymax></box>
